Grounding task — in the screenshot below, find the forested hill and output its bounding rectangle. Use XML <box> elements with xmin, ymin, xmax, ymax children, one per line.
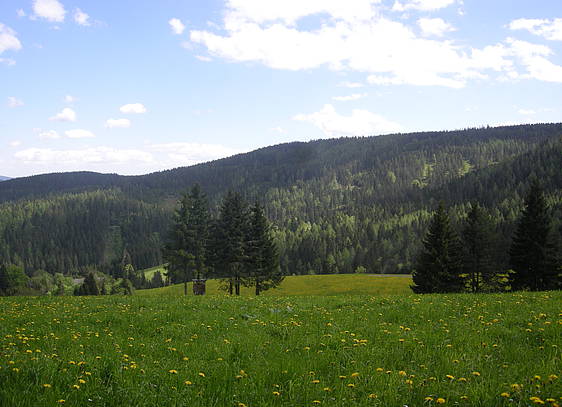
<box><xmin>0</xmin><ymin>176</ymin><xmax>10</xmax><ymax>182</ymax></box>
<box><xmin>1</xmin><ymin>123</ymin><xmax>561</xmax><ymax>276</ymax></box>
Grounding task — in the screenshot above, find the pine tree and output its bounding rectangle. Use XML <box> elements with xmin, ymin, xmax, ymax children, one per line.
<box><xmin>509</xmin><ymin>180</ymin><xmax>559</xmax><ymax>291</ymax></box>
<box><xmin>245</xmin><ymin>202</ymin><xmax>283</xmax><ymax>295</ymax></box>
<box><xmin>461</xmin><ymin>203</ymin><xmax>499</xmax><ymax>292</ymax></box>
<box><xmin>411</xmin><ymin>202</ymin><xmax>464</xmax><ymax>293</ymax></box>
<box><xmin>162</xmin><ymin>184</ymin><xmax>209</xmax><ymax>295</ymax></box>
<box><xmin>212</xmin><ymin>191</ymin><xmax>248</xmax><ymax>295</ymax></box>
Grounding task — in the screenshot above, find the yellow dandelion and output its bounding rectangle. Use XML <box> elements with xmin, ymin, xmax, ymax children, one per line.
<box><xmin>472</xmin><ymin>371</ymin><xmax>480</xmax><ymax>377</ymax></box>
<box><xmin>78</xmin><ymin>379</ymin><xmax>86</xmax><ymax>384</ymax></box>
<box><xmin>500</xmin><ymin>392</ymin><xmax>510</xmax><ymax>398</ymax></box>
<box><xmin>238</xmin><ymin>403</ymin><xmax>246</xmax><ymax>407</ymax></box>
<box><xmin>548</xmin><ymin>374</ymin><xmax>558</xmax><ymax>381</ymax></box>
<box><xmin>184</xmin><ymin>380</ymin><xmax>192</xmax><ymax>385</ymax></box>
<box><xmin>351</xmin><ymin>372</ymin><xmax>360</xmax><ymax>377</ymax></box>
<box><xmin>530</xmin><ymin>396</ymin><xmax>545</xmax><ymax>405</ymax></box>
<box><xmin>368</xmin><ymin>393</ymin><xmax>377</xmax><ymax>399</ymax></box>
<box><xmin>57</xmin><ymin>400</ymin><xmax>65</xmax><ymax>404</ymax></box>
<box><xmin>436</xmin><ymin>398</ymin><xmax>446</xmax><ymax>404</ymax></box>
<box><xmin>339</xmin><ymin>375</ymin><xmax>346</xmax><ymax>379</ymax></box>
<box><xmin>43</xmin><ymin>384</ymin><xmax>51</xmax><ymax>388</ymax></box>
<box><xmin>347</xmin><ymin>383</ymin><xmax>355</xmax><ymax>388</ymax></box>
<box><xmin>460</xmin><ymin>395</ymin><xmax>468</xmax><ymax>400</ymax></box>
<box><xmin>272</xmin><ymin>391</ymin><xmax>280</xmax><ymax>396</ymax></box>
<box><xmin>311</xmin><ymin>379</ymin><xmax>320</xmax><ymax>384</ymax></box>
<box><xmin>458</xmin><ymin>377</ymin><xmax>467</xmax><ymax>382</ymax></box>
<box><xmin>446</xmin><ymin>374</ymin><xmax>454</xmax><ymax>380</ymax></box>
<box><xmin>312</xmin><ymin>401</ymin><xmax>321</xmax><ymax>405</ymax></box>
<box><xmin>376</xmin><ymin>368</ymin><xmax>383</xmax><ymax>372</ymax></box>
<box><xmin>405</xmin><ymin>379</ymin><xmax>413</xmax><ymax>385</ymax></box>
<box><xmin>182</xmin><ymin>357</ymin><xmax>189</xmax><ymax>361</ymax></box>
<box><xmin>168</xmin><ymin>369</ymin><xmax>178</xmax><ymax>374</ymax></box>
<box><xmin>425</xmin><ymin>397</ymin><xmax>434</xmax><ymax>402</ymax></box>
<box><xmin>72</xmin><ymin>384</ymin><xmax>80</xmax><ymax>389</ymax></box>
<box><xmin>323</xmin><ymin>387</ymin><xmax>331</xmax><ymax>392</ymax></box>
<box><xmin>198</xmin><ymin>372</ymin><xmax>205</xmax><ymax>377</ymax></box>
<box><xmin>399</xmin><ymin>370</ymin><xmax>407</xmax><ymax>376</ymax></box>
<box><xmin>511</xmin><ymin>383</ymin><xmax>522</xmax><ymax>392</ymax></box>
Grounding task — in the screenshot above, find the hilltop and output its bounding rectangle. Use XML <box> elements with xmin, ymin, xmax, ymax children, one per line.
<box><xmin>0</xmin><ymin>123</ymin><xmax>561</xmax><ymax>276</ymax></box>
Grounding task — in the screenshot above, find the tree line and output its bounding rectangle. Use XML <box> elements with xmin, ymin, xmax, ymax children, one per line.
<box><xmin>163</xmin><ymin>185</ymin><xmax>283</xmax><ymax>295</ymax></box>
<box><xmin>412</xmin><ymin>179</ymin><xmax>561</xmax><ymax>293</ymax></box>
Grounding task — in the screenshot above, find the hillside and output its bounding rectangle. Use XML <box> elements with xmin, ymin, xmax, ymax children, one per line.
<box><xmin>0</xmin><ymin>176</ymin><xmax>10</xmax><ymax>182</ymax></box>
<box><xmin>0</xmin><ymin>123</ymin><xmax>561</xmax><ymax>276</ymax></box>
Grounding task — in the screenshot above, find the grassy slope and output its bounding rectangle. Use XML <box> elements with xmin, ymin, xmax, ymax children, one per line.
<box><xmin>0</xmin><ymin>292</ymin><xmax>560</xmax><ymax>406</ymax></box>
<box><xmin>138</xmin><ymin>274</ymin><xmax>413</xmax><ymax>297</ymax></box>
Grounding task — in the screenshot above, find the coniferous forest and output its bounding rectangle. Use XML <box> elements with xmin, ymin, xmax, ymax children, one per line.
<box><xmin>0</xmin><ymin>123</ymin><xmax>561</xmax><ymax>294</ymax></box>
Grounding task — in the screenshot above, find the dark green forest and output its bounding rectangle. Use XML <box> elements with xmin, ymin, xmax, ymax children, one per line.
<box><xmin>1</xmin><ymin>123</ymin><xmax>561</xmax><ymax>280</ymax></box>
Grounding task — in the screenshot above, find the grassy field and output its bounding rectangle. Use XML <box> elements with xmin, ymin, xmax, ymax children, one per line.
<box><xmin>138</xmin><ymin>274</ymin><xmax>413</xmax><ymax>296</ymax></box>
<box><xmin>0</xmin><ymin>291</ymin><xmax>560</xmax><ymax>406</ymax></box>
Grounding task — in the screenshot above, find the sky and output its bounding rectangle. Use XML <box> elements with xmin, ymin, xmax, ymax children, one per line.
<box><xmin>0</xmin><ymin>0</ymin><xmax>561</xmax><ymax>178</ymax></box>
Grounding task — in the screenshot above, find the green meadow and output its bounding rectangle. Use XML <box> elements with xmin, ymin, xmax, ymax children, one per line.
<box><xmin>0</xmin><ymin>283</ymin><xmax>560</xmax><ymax>406</ymax></box>
<box><xmin>139</xmin><ymin>273</ymin><xmax>413</xmax><ymax>297</ymax></box>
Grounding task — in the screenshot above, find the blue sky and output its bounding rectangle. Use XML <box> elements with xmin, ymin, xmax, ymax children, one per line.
<box><xmin>1</xmin><ymin>0</ymin><xmax>561</xmax><ymax>178</ymax></box>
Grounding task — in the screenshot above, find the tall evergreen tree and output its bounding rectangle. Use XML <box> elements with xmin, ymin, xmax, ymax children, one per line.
<box><xmin>461</xmin><ymin>203</ymin><xmax>498</xmax><ymax>292</ymax></box>
<box><xmin>245</xmin><ymin>202</ymin><xmax>283</xmax><ymax>295</ymax></box>
<box><xmin>411</xmin><ymin>202</ymin><xmax>464</xmax><ymax>293</ymax></box>
<box><xmin>212</xmin><ymin>191</ymin><xmax>248</xmax><ymax>295</ymax></box>
<box><xmin>162</xmin><ymin>184</ymin><xmax>209</xmax><ymax>295</ymax></box>
<box><xmin>509</xmin><ymin>180</ymin><xmax>559</xmax><ymax>291</ymax></box>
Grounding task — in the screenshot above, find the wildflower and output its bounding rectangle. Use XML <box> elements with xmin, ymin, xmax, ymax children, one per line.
<box><xmin>425</xmin><ymin>397</ymin><xmax>433</xmax><ymax>402</ymax></box>
<box><xmin>238</xmin><ymin>403</ymin><xmax>246</xmax><ymax>407</ymax></box>
<box><xmin>376</xmin><ymin>368</ymin><xmax>383</xmax><ymax>372</ymax></box>
<box><xmin>399</xmin><ymin>370</ymin><xmax>407</xmax><ymax>376</ymax></box>
<box><xmin>368</xmin><ymin>393</ymin><xmax>377</xmax><ymax>399</ymax></box>
<box><xmin>458</xmin><ymin>377</ymin><xmax>467</xmax><ymax>382</ymax></box>
<box><xmin>182</xmin><ymin>357</ymin><xmax>189</xmax><ymax>361</ymax></box>
<box><xmin>311</xmin><ymin>379</ymin><xmax>320</xmax><ymax>384</ymax></box>
<box><xmin>78</xmin><ymin>379</ymin><xmax>86</xmax><ymax>384</ymax></box>
<box><xmin>43</xmin><ymin>384</ymin><xmax>51</xmax><ymax>388</ymax></box>
<box><xmin>351</xmin><ymin>372</ymin><xmax>360</xmax><ymax>377</ymax></box>
<box><xmin>312</xmin><ymin>401</ymin><xmax>321</xmax><ymax>405</ymax></box>
<box><xmin>405</xmin><ymin>379</ymin><xmax>413</xmax><ymax>385</ymax></box>
<box><xmin>548</xmin><ymin>374</ymin><xmax>558</xmax><ymax>381</ymax></box>
<box><xmin>57</xmin><ymin>400</ymin><xmax>65</xmax><ymax>404</ymax></box>
<box><xmin>184</xmin><ymin>381</ymin><xmax>192</xmax><ymax>385</ymax></box>
<box><xmin>472</xmin><ymin>371</ymin><xmax>480</xmax><ymax>377</ymax></box>
<box><xmin>511</xmin><ymin>383</ymin><xmax>522</xmax><ymax>392</ymax></box>
<box><xmin>347</xmin><ymin>383</ymin><xmax>355</xmax><ymax>388</ymax></box>
<box><xmin>198</xmin><ymin>372</ymin><xmax>205</xmax><ymax>377</ymax></box>
<box><xmin>460</xmin><ymin>396</ymin><xmax>468</xmax><ymax>400</ymax></box>
<box><xmin>436</xmin><ymin>398</ymin><xmax>446</xmax><ymax>404</ymax></box>
<box><xmin>72</xmin><ymin>384</ymin><xmax>80</xmax><ymax>389</ymax></box>
<box><xmin>339</xmin><ymin>375</ymin><xmax>346</xmax><ymax>379</ymax></box>
<box><xmin>446</xmin><ymin>375</ymin><xmax>455</xmax><ymax>380</ymax></box>
<box><xmin>168</xmin><ymin>370</ymin><xmax>178</xmax><ymax>374</ymax></box>
<box><xmin>500</xmin><ymin>392</ymin><xmax>510</xmax><ymax>398</ymax></box>
<box><xmin>272</xmin><ymin>391</ymin><xmax>280</xmax><ymax>396</ymax></box>
<box><xmin>323</xmin><ymin>387</ymin><xmax>331</xmax><ymax>392</ymax></box>
<box><xmin>530</xmin><ymin>396</ymin><xmax>545</xmax><ymax>405</ymax></box>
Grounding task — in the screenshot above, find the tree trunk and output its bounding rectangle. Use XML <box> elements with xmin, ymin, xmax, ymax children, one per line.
<box><xmin>235</xmin><ymin>276</ymin><xmax>240</xmax><ymax>296</ymax></box>
<box><xmin>184</xmin><ymin>280</ymin><xmax>187</xmax><ymax>296</ymax></box>
<box><xmin>255</xmin><ymin>279</ymin><xmax>260</xmax><ymax>296</ymax></box>
<box><xmin>229</xmin><ymin>280</ymin><xmax>233</xmax><ymax>295</ymax></box>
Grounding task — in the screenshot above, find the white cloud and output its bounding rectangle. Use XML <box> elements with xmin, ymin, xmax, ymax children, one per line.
<box><xmin>418</xmin><ymin>17</ymin><xmax>455</xmax><ymax>37</ymax></box>
<box><xmin>150</xmin><ymin>142</ymin><xmax>242</xmax><ymax>166</ymax></box>
<box><xmin>105</xmin><ymin>118</ymin><xmax>131</xmax><ymax>128</ymax></box>
<box><xmin>293</xmin><ymin>104</ymin><xmax>402</xmax><ymax>137</ymax></box>
<box><xmin>64</xmin><ymin>94</ymin><xmax>77</xmax><ymax>103</ymax></box>
<box><xmin>337</xmin><ymin>81</ymin><xmax>364</xmax><ymax>88</ymax></box>
<box><xmin>270</xmin><ymin>126</ymin><xmax>287</xmax><ymax>134</ymax></box>
<box><xmin>195</xmin><ymin>55</ymin><xmax>212</xmax><ymax>62</ymax></box>
<box><xmin>65</xmin><ymin>129</ymin><xmax>95</xmax><ymax>139</ymax></box>
<box><xmin>189</xmin><ymin>2</ymin><xmax>519</xmax><ymax>88</ymax></box>
<box><xmin>169</xmin><ymin>18</ymin><xmax>186</xmax><ymax>35</ymax></box>
<box><xmin>120</xmin><ymin>103</ymin><xmax>147</xmax><ymax>114</ymax></box>
<box><xmin>49</xmin><ymin>107</ymin><xmax>77</xmax><ymax>122</ymax></box>
<box><xmin>7</xmin><ymin>97</ymin><xmax>24</xmax><ymax>107</ymax></box>
<box><xmin>0</xmin><ymin>58</ymin><xmax>16</xmax><ymax>66</ymax></box>
<box><xmin>507</xmin><ymin>38</ymin><xmax>562</xmax><ymax>83</ymax></box>
<box><xmin>39</xmin><ymin>130</ymin><xmax>60</xmax><ymax>139</ymax></box>
<box><xmin>74</xmin><ymin>8</ymin><xmax>90</xmax><ymax>26</ymax></box>
<box><xmin>17</xmin><ymin>9</ymin><xmax>26</xmax><ymax>18</ymax></box>
<box><xmin>509</xmin><ymin>18</ymin><xmax>562</xmax><ymax>41</ymax></box>
<box><xmin>9</xmin><ymin>140</ymin><xmax>22</xmax><ymax>147</ymax></box>
<box><xmin>33</xmin><ymin>0</ymin><xmax>66</xmax><ymax>22</ymax></box>
<box><xmin>0</xmin><ymin>24</ymin><xmax>22</xmax><ymax>55</ymax></box>
<box><xmin>15</xmin><ymin>147</ymin><xmax>153</xmax><ymax>165</ymax></box>
<box><xmin>518</xmin><ymin>108</ymin><xmax>536</xmax><ymax>115</ymax></box>
<box><xmin>332</xmin><ymin>93</ymin><xmax>367</xmax><ymax>101</ymax></box>
<box><xmin>392</xmin><ymin>0</ymin><xmax>456</xmax><ymax>12</ymax></box>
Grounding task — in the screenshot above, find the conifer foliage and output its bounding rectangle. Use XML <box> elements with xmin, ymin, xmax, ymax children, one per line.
<box><xmin>461</xmin><ymin>203</ymin><xmax>500</xmax><ymax>292</ymax></box>
<box><xmin>509</xmin><ymin>180</ymin><xmax>560</xmax><ymax>291</ymax></box>
<box><xmin>164</xmin><ymin>188</ymin><xmax>282</xmax><ymax>295</ymax></box>
<box><xmin>411</xmin><ymin>202</ymin><xmax>464</xmax><ymax>293</ymax></box>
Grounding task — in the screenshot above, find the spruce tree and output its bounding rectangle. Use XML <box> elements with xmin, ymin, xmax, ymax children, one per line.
<box><xmin>461</xmin><ymin>203</ymin><xmax>498</xmax><ymax>292</ymax></box>
<box><xmin>509</xmin><ymin>180</ymin><xmax>559</xmax><ymax>291</ymax></box>
<box><xmin>245</xmin><ymin>202</ymin><xmax>283</xmax><ymax>295</ymax></box>
<box><xmin>212</xmin><ymin>191</ymin><xmax>248</xmax><ymax>295</ymax></box>
<box><xmin>411</xmin><ymin>202</ymin><xmax>464</xmax><ymax>293</ymax></box>
<box><xmin>162</xmin><ymin>184</ymin><xmax>209</xmax><ymax>295</ymax></box>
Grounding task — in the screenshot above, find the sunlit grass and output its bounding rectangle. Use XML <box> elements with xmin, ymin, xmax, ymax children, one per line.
<box><xmin>138</xmin><ymin>274</ymin><xmax>413</xmax><ymax>297</ymax></box>
<box><xmin>0</xmin><ymin>291</ymin><xmax>560</xmax><ymax>406</ymax></box>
